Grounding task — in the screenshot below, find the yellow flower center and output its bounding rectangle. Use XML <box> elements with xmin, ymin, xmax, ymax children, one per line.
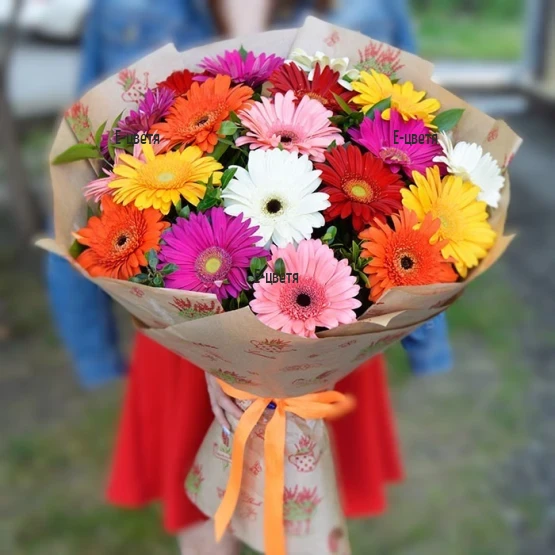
<box><xmin>157</xmin><ymin>171</ymin><xmax>175</xmax><ymax>183</ymax></box>
<box><xmin>205</xmin><ymin>257</ymin><xmax>222</xmax><ymax>274</ymax></box>
<box><xmin>343</xmin><ymin>178</ymin><xmax>374</xmax><ymax>203</ymax></box>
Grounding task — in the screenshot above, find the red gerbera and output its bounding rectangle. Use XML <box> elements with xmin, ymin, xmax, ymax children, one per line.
<box><xmin>315</xmin><ymin>145</ymin><xmax>405</xmax><ymax>231</ymax></box>
<box><xmin>157</xmin><ymin>69</ymin><xmax>197</xmax><ymax>97</ymax></box>
<box><xmin>268</xmin><ymin>63</ymin><xmax>355</xmax><ymax>113</ymax></box>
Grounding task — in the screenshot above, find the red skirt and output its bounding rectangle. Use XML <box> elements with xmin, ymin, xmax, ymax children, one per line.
<box><xmin>107</xmin><ymin>333</ymin><xmax>403</xmax><ymax>533</ymax></box>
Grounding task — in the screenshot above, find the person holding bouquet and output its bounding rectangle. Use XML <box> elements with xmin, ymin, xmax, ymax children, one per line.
<box><xmin>45</xmin><ymin>0</ymin><xmax>454</xmax><ymax>553</ymax></box>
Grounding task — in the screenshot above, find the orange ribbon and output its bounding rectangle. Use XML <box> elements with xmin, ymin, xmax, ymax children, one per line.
<box><xmin>214</xmin><ymin>380</ymin><xmax>355</xmax><ymax>555</ymax></box>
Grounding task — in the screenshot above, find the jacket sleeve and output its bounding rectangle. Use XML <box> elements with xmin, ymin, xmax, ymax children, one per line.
<box><xmin>401</xmin><ymin>312</ymin><xmax>453</xmax><ymax>375</ymax></box>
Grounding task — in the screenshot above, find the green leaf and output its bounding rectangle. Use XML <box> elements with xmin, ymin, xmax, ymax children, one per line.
<box><xmin>161</xmin><ymin>263</ymin><xmax>178</xmax><ymax>276</ymax></box>
<box><xmin>146</xmin><ymin>249</ymin><xmax>158</xmax><ymax>271</ymax></box>
<box><xmin>321</xmin><ymin>225</ymin><xmax>337</xmax><ymax>244</ymax></box>
<box><xmin>229</xmin><ymin>111</ymin><xmax>241</xmax><ymax>124</ymax></box>
<box><xmin>238</xmin><ymin>45</ymin><xmax>249</xmax><ymax>61</ymax></box>
<box><xmin>68</xmin><ymin>239</ymin><xmax>87</xmax><ymax>259</ymax></box>
<box><xmin>274</xmin><ymin>258</ymin><xmax>286</xmax><ymax>277</ymax></box>
<box><xmin>129</xmin><ymin>273</ymin><xmax>149</xmax><ymax>283</ymax></box>
<box><xmin>178</xmin><ymin>205</ymin><xmax>191</xmax><ymax>219</ymax></box>
<box><xmin>237</xmin><ymin>290</ymin><xmax>249</xmax><ymax>307</ymax></box>
<box><xmin>365</xmin><ymin>97</ymin><xmax>391</xmax><ymax>120</ymax></box>
<box><xmin>52</xmin><ymin>143</ymin><xmax>102</xmax><ymax>165</ymax></box>
<box><xmin>197</xmin><ymin>196</ymin><xmax>219</xmax><ymax>212</ymax></box>
<box><xmin>218</xmin><ymin>120</ymin><xmax>238</xmax><ymax>136</ymax></box>
<box><xmin>221</xmin><ymin>167</ymin><xmax>237</xmax><ymax>188</ymax></box>
<box><xmin>111</xmin><ymin>110</ymin><xmax>124</xmax><ymax>129</ymax></box>
<box><xmin>327</xmin><ymin>140</ymin><xmax>337</xmax><ymax>151</ymax></box>
<box><xmin>211</xmin><ymin>140</ymin><xmax>230</xmax><ymax>161</ymax></box>
<box><xmin>249</xmin><ymin>256</ymin><xmax>266</xmax><ymax>276</ymax></box>
<box><xmin>175</xmin><ymin>198</ymin><xmax>182</xmax><ymax>213</ymax></box>
<box><xmin>94</xmin><ymin>121</ymin><xmax>107</xmax><ymax>149</ymax></box>
<box><xmin>332</xmin><ymin>93</ymin><xmax>353</xmax><ymax>114</ymax></box>
<box><xmin>431</xmin><ymin>108</ymin><xmax>464</xmax><ymax>132</ymax></box>
<box><xmin>351</xmin><ymin>240</ymin><xmax>360</xmax><ymax>259</ymax></box>
<box><xmin>152</xmin><ymin>275</ymin><xmax>164</xmax><ymax>287</ymax></box>
<box><xmin>357</xmin><ymin>270</ymin><xmax>370</xmax><ymax>287</ymax></box>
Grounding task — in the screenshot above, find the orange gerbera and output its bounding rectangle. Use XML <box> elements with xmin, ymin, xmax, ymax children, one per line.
<box><xmin>153</xmin><ymin>74</ymin><xmax>253</xmax><ymax>153</ymax></box>
<box><xmin>359</xmin><ymin>207</ymin><xmax>458</xmax><ymax>302</ymax></box>
<box><xmin>74</xmin><ymin>195</ymin><xmax>169</xmax><ymax>280</ymax></box>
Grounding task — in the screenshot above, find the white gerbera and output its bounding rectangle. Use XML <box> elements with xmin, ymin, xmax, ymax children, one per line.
<box><xmin>221</xmin><ymin>149</ymin><xmax>330</xmax><ymax>248</ymax></box>
<box><xmin>288</xmin><ymin>48</ymin><xmax>360</xmax><ymax>90</ymax></box>
<box><xmin>433</xmin><ymin>131</ymin><xmax>505</xmax><ymax>208</ymax></box>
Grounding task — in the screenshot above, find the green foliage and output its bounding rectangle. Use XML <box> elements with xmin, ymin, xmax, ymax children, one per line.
<box><xmin>365</xmin><ymin>97</ymin><xmax>391</xmax><ymax>120</ymax></box>
<box><xmin>274</xmin><ymin>258</ymin><xmax>286</xmax><ymax>278</ymax></box>
<box><xmin>128</xmin><ymin>249</ymin><xmax>176</xmax><ymax>288</ymax></box>
<box><xmin>51</xmin><ymin>143</ymin><xmax>102</xmax><ymax>165</ymax></box>
<box><xmin>220</xmin><ymin>167</ymin><xmax>237</xmax><ymax>189</ymax></box>
<box><xmin>321</xmin><ymin>225</ymin><xmax>337</xmax><ymax>245</ymax></box>
<box><xmin>197</xmin><ymin>174</ymin><xmax>221</xmax><ymax>212</ymax></box>
<box><xmin>68</xmin><ymin>239</ymin><xmax>86</xmax><ymax>260</ymax></box>
<box><xmin>432</xmin><ymin>108</ymin><xmax>464</xmax><ymax>132</ymax></box>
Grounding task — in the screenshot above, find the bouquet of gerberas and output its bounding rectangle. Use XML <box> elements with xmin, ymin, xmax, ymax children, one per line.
<box><xmin>39</xmin><ymin>16</ymin><xmax>521</xmax><ymax>555</ymax></box>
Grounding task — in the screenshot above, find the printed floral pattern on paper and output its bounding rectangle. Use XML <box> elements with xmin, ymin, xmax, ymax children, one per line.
<box><xmin>64</xmin><ymin>102</ymin><xmax>93</xmax><ymax>143</ymax></box>
<box><xmin>279</xmin><ymin>362</ymin><xmax>323</xmax><ymax>373</ymax></box>
<box><xmin>249</xmin><ymin>460</ymin><xmax>262</xmax><ymax>476</ymax></box>
<box><xmin>170</xmin><ymin>297</ymin><xmax>224</xmax><ymax>320</ymax></box>
<box><xmin>353</xmin><ymin>330</ymin><xmax>408</xmax><ymax>362</ymax></box>
<box><xmin>328</xmin><ymin>526</ymin><xmax>349</xmax><ymax>555</ymax></box>
<box><xmin>185</xmin><ymin>463</ymin><xmax>204</xmax><ymax>501</ymax></box>
<box><xmin>283</xmin><ymin>486</ymin><xmax>322</xmax><ymax>536</ymax></box>
<box><xmin>324</xmin><ymin>30</ymin><xmax>340</xmax><ymax>47</ymax></box>
<box><xmin>356</xmin><ymin>42</ymin><xmax>403</xmax><ymax>78</ymax></box>
<box><xmin>129</xmin><ymin>286</ymin><xmax>145</xmax><ymax>298</ymax></box>
<box><xmin>210</xmin><ymin>368</ymin><xmax>259</xmax><ymax>386</ymax></box>
<box><xmin>288</xmin><ymin>436</ymin><xmax>322</xmax><ymax>473</ymax></box>
<box><xmin>212</xmin><ymin>429</ymin><xmax>232</xmax><ymax>470</ymax></box>
<box><xmin>245</xmin><ymin>338</ymin><xmax>296</xmax><ymax>359</ymax></box>
<box><xmin>292</xmin><ymin>370</ymin><xmax>336</xmax><ymax>387</ymax></box>
<box><xmin>118</xmin><ymin>68</ymin><xmax>149</xmax><ymax>102</ymax></box>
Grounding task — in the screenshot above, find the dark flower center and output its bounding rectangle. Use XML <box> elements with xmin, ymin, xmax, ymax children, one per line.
<box><xmin>266</xmin><ymin>199</ymin><xmax>283</xmax><ymax>214</ymax></box>
<box><xmin>116</xmin><ymin>235</ymin><xmax>128</xmax><ymax>247</ymax></box>
<box><xmin>401</xmin><ymin>255</ymin><xmax>414</xmax><ymax>270</ymax></box>
<box><xmin>280</xmin><ymin>135</ymin><xmax>293</xmax><ymax>144</ymax></box>
<box><xmin>296</xmin><ymin>293</ymin><xmax>311</xmax><ymax>307</ymax></box>
<box><xmin>195</xmin><ymin>115</ymin><xmax>210</xmax><ymax>127</ymax></box>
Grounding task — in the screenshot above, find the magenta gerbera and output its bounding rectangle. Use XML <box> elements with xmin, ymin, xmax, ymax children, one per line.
<box><xmin>117</xmin><ymin>87</ymin><xmax>175</xmax><ymax>137</ymax></box>
<box><xmin>158</xmin><ymin>208</ymin><xmax>269</xmax><ymax>301</ymax></box>
<box><xmin>250</xmin><ymin>239</ymin><xmax>361</xmax><ymax>338</ymax></box>
<box><xmin>236</xmin><ymin>90</ymin><xmax>344</xmax><ymax>163</ymax></box>
<box><xmin>196</xmin><ymin>49</ymin><xmax>284</xmax><ymax>88</ymax></box>
<box><xmin>349</xmin><ymin>109</ymin><xmax>444</xmax><ymax>176</ymax></box>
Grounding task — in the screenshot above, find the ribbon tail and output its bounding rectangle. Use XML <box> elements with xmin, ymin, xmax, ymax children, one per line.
<box><xmin>214</xmin><ymin>399</ymin><xmax>267</xmax><ymax>542</ymax></box>
<box><xmin>264</xmin><ymin>405</ymin><xmax>287</xmax><ymax>555</ymax></box>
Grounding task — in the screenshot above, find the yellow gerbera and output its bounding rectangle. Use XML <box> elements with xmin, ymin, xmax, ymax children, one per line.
<box><xmin>401</xmin><ymin>165</ymin><xmax>496</xmax><ymax>278</ymax></box>
<box><xmin>110</xmin><ymin>142</ymin><xmax>223</xmax><ymax>215</ymax></box>
<box><xmin>351</xmin><ymin>69</ymin><xmax>440</xmax><ymax>127</ymax></box>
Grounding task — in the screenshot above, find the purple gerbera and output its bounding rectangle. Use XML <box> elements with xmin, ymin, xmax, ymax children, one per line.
<box><xmin>117</xmin><ymin>87</ymin><xmax>175</xmax><ymax>137</ymax></box>
<box><xmin>195</xmin><ymin>50</ymin><xmax>284</xmax><ymax>88</ymax></box>
<box><xmin>349</xmin><ymin>109</ymin><xmax>444</xmax><ymax>176</ymax></box>
<box><xmin>159</xmin><ymin>207</ymin><xmax>269</xmax><ymax>301</ymax></box>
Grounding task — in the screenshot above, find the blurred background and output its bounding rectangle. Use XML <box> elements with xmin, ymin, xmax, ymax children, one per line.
<box><xmin>0</xmin><ymin>0</ymin><xmax>554</xmax><ymax>553</ymax></box>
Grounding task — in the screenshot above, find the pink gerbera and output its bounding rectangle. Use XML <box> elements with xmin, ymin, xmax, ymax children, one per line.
<box><xmin>250</xmin><ymin>239</ymin><xmax>361</xmax><ymax>338</ymax></box>
<box><xmin>196</xmin><ymin>49</ymin><xmax>284</xmax><ymax>88</ymax></box>
<box><xmin>236</xmin><ymin>90</ymin><xmax>344</xmax><ymax>163</ymax></box>
<box><xmin>158</xmin><ymin>207</ymin><xmax>269</xmax><ymax>301</ymax></box>
<box><xmin>349</xmin><ymin>109</ymin><xmax>444</xmax><ymax>176</ymax></box>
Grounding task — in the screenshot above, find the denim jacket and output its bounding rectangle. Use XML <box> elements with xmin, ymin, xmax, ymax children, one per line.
<box><xmin>46</xmin><ymin>0</ymin><xmax>452</xmax><ymax>388</ymax></box>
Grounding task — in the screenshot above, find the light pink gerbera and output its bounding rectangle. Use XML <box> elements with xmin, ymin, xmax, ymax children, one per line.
<box><xmin>250</xmin><ymin>239</ymin><xmax>361</xmax><ymax>338</ymax></box>
<box><xmin>236</xmin><ymin>90</ymin><xmax>344</xmax><ymax>163</ymax></box>
<box><xmin>349</xmin><ymin>109</ymin><xmax>444</xmax><ymax>176</ymax></box>
<box><xmin>84</xmin><ymin>135</ymin><xmax>170</xmax><ymax>202</ymax></box>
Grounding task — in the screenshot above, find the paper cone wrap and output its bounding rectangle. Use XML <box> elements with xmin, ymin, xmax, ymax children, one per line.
<box><xmin>38</xmin><ymin>16</ymin><xmax>521</xmax><ymax>554</ymax></box>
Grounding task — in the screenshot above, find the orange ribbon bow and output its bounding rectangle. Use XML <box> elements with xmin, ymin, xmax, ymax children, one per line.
<box><xmin>214</xmin><ymin>380</ymin><xmax>355</xmax><ymax>555</ymax></box>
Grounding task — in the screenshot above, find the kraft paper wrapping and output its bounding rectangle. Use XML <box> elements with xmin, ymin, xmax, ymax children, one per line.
<box><xmin>38</xmin><ymin>16</ymin><xmax>521</xmax><ymax>554</ymax></box>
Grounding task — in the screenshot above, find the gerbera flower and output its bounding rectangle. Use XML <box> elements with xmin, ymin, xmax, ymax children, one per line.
<box><xmin>74</xmin><ymin>195</ymin><xmax>168</xmax><ymax>280</ymax></box>
<box><xmin>158</xmin><ymin>207</ymin><xmax>269</xmax><ymax>301</ymax></box>
<box><xmin>157</xmin><ymin>69</ymin><xmax>196</xmax><ymax>97</ymax></box>
<box><xmin>196</xmin><ymin>50</ymin><xmax>284</xmax><ymax>88</ymax></box>
<box><xmin>110</xmin><ymin>142</ymin><xmax>222</xmax><ymax>215</ymax></box>
<box><xmin>153</xmin><ymin>74</ymin><xmax>253</xmax><ymax>153</ymax></box>
<box><xmin>289</xmin><ymin>48</ymin><xmax>360</xmax><ymax>90</ymax></box>
<box><xmin>359</xmin><ymin>208</ymin><xmax>458</xmax><ymax>302</ymax></box>
<box><xmin>268</xmin><ymin>62</ymin><xmax>355</xmax><ymax>113</ymax></box>
<box><xmin>315</xmin><ymin>145</ymin><xmax>404</xmax><ymax>232</ymax></box>
<box><xmin>401</xmin><ymin>165</ymin><xmax>496</xmax><ymax>278</ymax></box>
<box><xmin>221</xmin><ymin>149</ymin><xmax>329</xmax><ymax>247</ymax></box>
<box><xmin>349</xmin><ymin>109</ymin><xmax>444</xmax><ymax>176</ymax></box>
<box><xmin>433</xmin><ymin>132</ymin><xmax>505</xmax><ymax>208</ymax></box>
<box><xmin>117</xmin><ymin>88</ymin><xmax>175</xmax><ymax>138</ymax></box>
<box><xmin>236</xmin><ymin>90</ymin><xmax>344</xmax><ymax>163</ymax></box>
<box><xmin>250</xmin><ymin>239</ymin><xmax>361</xmax><ymax>338</ymax></box>
<box><xmin>351</xmin><ymin>70</ymin><xmax>440</xmax><ymax>127</ymax></box>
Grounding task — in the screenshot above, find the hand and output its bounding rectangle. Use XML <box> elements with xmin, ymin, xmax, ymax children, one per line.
<box><xmin>205</xmin><ymin>374</ymin><xmax>243</xmax><ymax>433</ymax></box>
